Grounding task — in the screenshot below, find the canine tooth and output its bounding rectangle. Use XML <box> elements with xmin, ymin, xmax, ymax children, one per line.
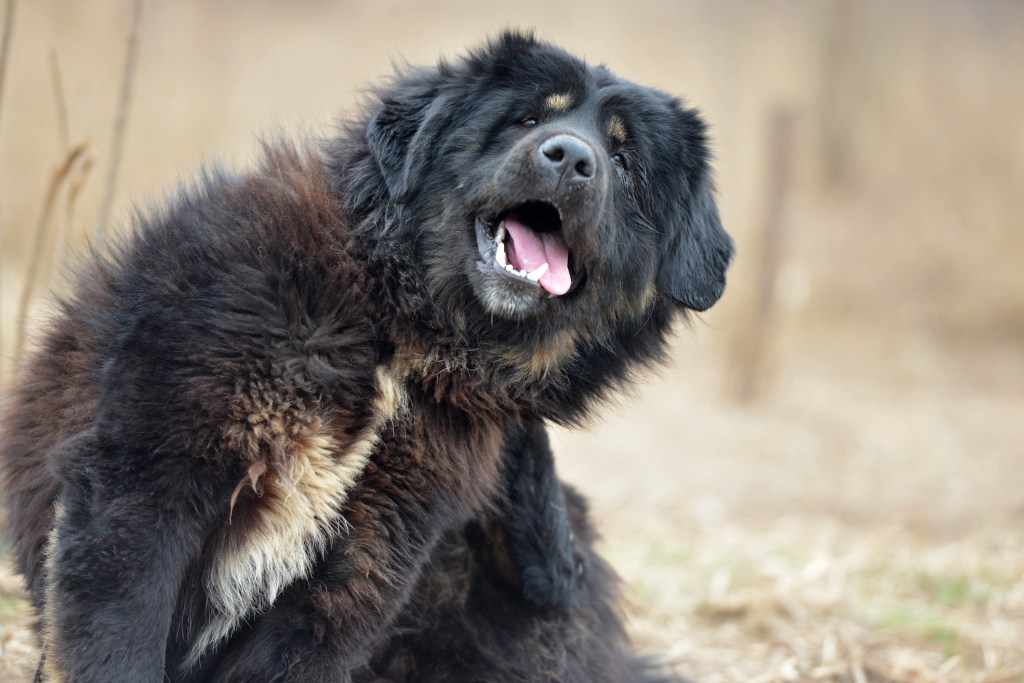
<box><xmin>526</xmin><ymin>263</ymin><xmax>549</xmax><ymax>281</ymax></box>
<box><xmin>494</xmin><ymin>223</ymin><xmax>506</xmax><ymax>244</ymax></box>
<box><xmin>496</xmin><ymin>241</ymin><xmax>507</xmax><ymax>267</ymax></box>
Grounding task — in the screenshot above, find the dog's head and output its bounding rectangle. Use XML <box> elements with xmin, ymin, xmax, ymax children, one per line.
<box><xmin>338</xmin><ymin>32</ymin><xmax>732</xmax><ymax>414</ymax></box>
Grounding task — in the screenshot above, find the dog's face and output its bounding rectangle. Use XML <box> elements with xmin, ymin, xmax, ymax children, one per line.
<box><xmin>345</xmin><ymin>32</ymin><xmax>732</xmax><ymax>405</ymax></box>
<box><xmin>362</xmin><ymin>32</ymin><xmax>731</xmax><ymax>326</ymax></box>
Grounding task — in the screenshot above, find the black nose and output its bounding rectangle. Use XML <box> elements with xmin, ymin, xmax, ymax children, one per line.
<box><xmin>539</xmin><ymin>135</ymin><xmax>596</xmax><ymax>183</ymax></box>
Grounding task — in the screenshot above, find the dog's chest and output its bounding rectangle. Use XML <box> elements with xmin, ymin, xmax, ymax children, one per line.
<box><xmin>374</xmin><ymin>396</ymin><xmax>506</xmax><ymax>493</ymax></box>
<box><xmin>190</xmin><ymin>364</ymin><xmax>504</xmax><ymax>666</ymax></box>
<box><xmin>188</xmin><ymin>365</ymin><xmax>405</xmax><ymax>666</ymax></box>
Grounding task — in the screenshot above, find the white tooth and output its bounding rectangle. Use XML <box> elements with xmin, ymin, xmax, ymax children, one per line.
<box><xmin>526</xmin><ymin>263</ymin><xmax>549</xmax><ymax>281</ymax></box>
<box><xmin>496</xmin><ymin>241</ymin><xmax>507</xmax><ymax>266</ymax></box>
<box><xmin>494</xmin><ymin>222</ymin><xmax>506</xmax><ymax>245</ymax></box>
<box><xmin>505</xmin><ymin>264</ymin><xmax>514</xmax><ymax>272</ymax></box>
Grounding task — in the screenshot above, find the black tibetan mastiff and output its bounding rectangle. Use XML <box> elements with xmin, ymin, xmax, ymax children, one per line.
<box><xmin>1</xmin><ymin>31</ymin><xmax>731</xmax><ymax>682</ymax></box>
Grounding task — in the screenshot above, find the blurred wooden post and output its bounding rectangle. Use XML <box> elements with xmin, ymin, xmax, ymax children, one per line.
<box><xmin>818</xmin><ymin>0</ymin><xmax>855</xmax><ymax>189</ymax></box>
<box><xmin>732</xmin><ymin>107</ymin><xmax>795</xmax><ymax>403</ymax></box>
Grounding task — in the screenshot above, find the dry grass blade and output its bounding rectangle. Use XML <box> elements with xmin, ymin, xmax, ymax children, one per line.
<box><xmin>48</xmin><ymin>49</ymin><xmax>69</xmax><ymax>153</ymax></box>
<box><xmin>13</xmin><ymin>141</ymin><xmax>92</xmax><ymax>362</ymax></box>
<box><xmin>49</xmin><ymin>154</ymin><xmax>93</xmax><ymax>275</ymax></box>
<box><xmin>46</xmin><ymin>49</ymin><xmax>90</xmax><ymax>275</ymax></box>
<box><xmin>0</xmin><ymin>0</ymin><xmax>19</xmax><ymax>384</ymax></box>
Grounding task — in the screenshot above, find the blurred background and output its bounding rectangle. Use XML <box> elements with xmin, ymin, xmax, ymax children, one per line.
<box><xmin>1</xmin><ymin>1</ymin><xmax>1022</xmax><ymax>681</ymax></box>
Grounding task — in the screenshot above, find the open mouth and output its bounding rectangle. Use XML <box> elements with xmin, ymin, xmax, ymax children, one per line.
<box><xmin>474</xmin><ymin>200</ymin><xmax>573</xmax><ymax>296</ymax></box>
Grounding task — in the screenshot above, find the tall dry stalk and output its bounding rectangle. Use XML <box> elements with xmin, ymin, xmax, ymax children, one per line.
<box><xmin>49</xmin><ymin>49</ymin><xmax>69</xmax><ymax>153</ymax></box>
<box><xmin>11</xmin><ymin>46</ymin><xmax>94</xmax><ymax>368</ymax></box>
<box><xmin>0</xmin><ymin>0</ymin><xmax>18</xmax><ymax>382</ymax></box>
<box><xmin>95</xmin><ymin>0</ymin><xmax>145</xmax><ymax>239</ymax></box>
<box><xmin>13</xmin><ymin>142</ymin><xmax>92</xmax><ymax>364</ymax></box>
<box><xmin>0</xmin><ymin>0</ymin><xmax>16</xmax><ymax>134</ymax></box>
<box><xmin>46</xmin><ymin>50</ymin><xmax>79</xmax><ymax>275</ymax></box>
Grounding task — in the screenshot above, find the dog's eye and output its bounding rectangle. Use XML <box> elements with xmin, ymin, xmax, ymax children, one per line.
<box><xmin>611</xmin><ymin>152</ymin><xmax>629</xmax><ymax>170</ymax></box>
<box><xmin>520</xmin><ymin>116</ymin><xmax>539</xmax><ymax>128</ymax></box>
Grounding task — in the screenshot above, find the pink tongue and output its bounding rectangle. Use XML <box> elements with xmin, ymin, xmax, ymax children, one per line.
<box><xmin>503</xmin><ymin>218</ymin><xmax>572</xmax><ymax>295</ymax></box>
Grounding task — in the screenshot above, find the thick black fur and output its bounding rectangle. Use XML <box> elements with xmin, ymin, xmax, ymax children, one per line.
<box><xmin>489</xmin><ymin>425</ymin><xmax>582</xmax><ymax>608</ymax></box>
<box><xmin>352</xmin><ymin>424</ymin><xmax>683</xmax><ymax>683</ymax></box>
<box><xmin>1</xmin><ymin>31</ymin><xmax>730</xmax><ymax>682</ymax></box>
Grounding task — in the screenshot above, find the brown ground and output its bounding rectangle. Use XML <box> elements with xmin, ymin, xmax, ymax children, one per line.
<box><xmin>1</xmin><ymin>1</ymin><xmax>1022</xmax><ymax>681</ymax></box>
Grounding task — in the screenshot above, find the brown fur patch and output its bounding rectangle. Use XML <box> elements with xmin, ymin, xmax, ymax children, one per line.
<box><xmin>600</xmin><ymin>282</ymin><xmax>659</xmax><ymax>325</ymax></box>
<box><xmin>393</xmin><ymin>346</ymin><xmax>471</xmax><ymax>380</ymax></box>
<box><xmin>501</xmin><ymin>329</ymin><xmax>579</xmax><ymax>380</ymax></box>
<box><xmin>545</xmin><ymin>92</ymin><xmax>573</xmax><ymax>113</ymax></box>
<box><xmin>608</xmin><ymin>115</ymin><xmax>627</xmax><ymax>145</ymax></box>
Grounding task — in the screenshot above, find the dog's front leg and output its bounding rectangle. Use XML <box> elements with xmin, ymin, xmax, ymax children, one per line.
<box><xmin>39</xmin><ymin>430</ymin><xmax>226</xmax><ymax>683</ymax></box>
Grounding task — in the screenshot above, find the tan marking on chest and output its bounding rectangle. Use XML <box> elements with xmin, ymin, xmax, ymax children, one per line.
<box><xmin>186</xmin><ymin>366</ymin><xmax>406</xmax><ymax>669</ymax></box>
<box><xmin>501</xmin><ymin>329</ymin><xmax>579</xmax><ymax>380</ymax></box>
<box><xmin>604</xmin><ymin>281</ymin><xmax>659</xmax><ymax>324</ymax></box>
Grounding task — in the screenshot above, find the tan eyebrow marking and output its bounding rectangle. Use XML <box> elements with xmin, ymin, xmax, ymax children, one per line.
<box><xmin>608</xmin><ymin>116</ymin><xmax>627</xmax><ymax>145</ymax></box>
<box><xmin>544</xmin><ymin>93</ymin><xmax>573</xmax><ymax>112</ymax></box>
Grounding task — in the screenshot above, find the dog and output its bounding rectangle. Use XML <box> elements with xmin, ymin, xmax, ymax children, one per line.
<box><xmin>1</xmin><ymin>31</ymin><xmax>731</xmax><ymax>682</ymax></box>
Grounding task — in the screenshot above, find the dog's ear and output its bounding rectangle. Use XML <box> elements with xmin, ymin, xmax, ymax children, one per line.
<box><xmin>658</xmin><ymin>178</ymin><xmax>733</xmax><ymax>311</ymax></box>
<box><xmin>365</xmin><ymin>68</ymin><xmax>452</xmax><ymax>203</ymax></box>
<box><xmin>657</xmin><ymin>105</ymin><xmax>734</xmax><ymax>312</ymax></box>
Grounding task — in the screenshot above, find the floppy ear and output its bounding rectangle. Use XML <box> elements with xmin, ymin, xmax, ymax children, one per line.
<box><xmin>658</xmin><ymin>177</ymin><xmax>734</xmax><ymax>312</ymax></box>
<box><xmin>365</xmin><ymin>69</ymin><xmax>453</xmax><ymax>203</ymax></box>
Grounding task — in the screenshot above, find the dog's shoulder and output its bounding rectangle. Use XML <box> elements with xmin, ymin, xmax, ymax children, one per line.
<box><xmin>50</xmin><ymin>143</ymin><xmax>386</xmax><ymax>462</ymax></box>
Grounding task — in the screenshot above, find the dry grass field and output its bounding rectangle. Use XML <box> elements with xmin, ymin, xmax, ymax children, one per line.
<box><xmin>1</xmin><ymin>1</ymin><xmax>1022</xmax><ymax>681</ymax></box>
